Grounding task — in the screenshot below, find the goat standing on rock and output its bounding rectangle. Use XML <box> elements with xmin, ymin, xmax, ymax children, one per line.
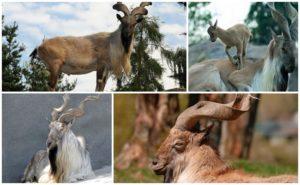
<box><xmin>190</xmin><ymin>2</ymin><xmax>297</xmax><ymax>91</ymax></box>
<box><xmin>207</xmin><ymin>20</ymin><xmax>251</xmax><ymax>70</ymax></box>
<box><xmin>30</xmin><ymin>2</ymin><xmax>152</xmax><ymax>91</ymax></box>
<box><xmin>151</xmin><ymin>95</ymin><xmax>297</xmax><ymax>183</ymax></box>
<box><xmin>21</xmin><ymin>94</ymin><xmax>99</xmax><ymax>183</ymax></box>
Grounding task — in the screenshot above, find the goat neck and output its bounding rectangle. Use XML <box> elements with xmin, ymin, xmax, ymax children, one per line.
<box><xmin>109</xmin><ymin>26</ymin><xmax>133</xmax><ymax>77</ymax></box>
<box><xmin>53</xmin><ymin>130</ymin><xmax>93</xmax><ymax>182</ymax></box>
<box><xmin>215</xmin><ymin>27</ymin><xmax>232</xmax><ymax>45</ymax></box>
<box><xmin>174</xmin><ymin>144</ymin><xmax>229</xmax><ymax>183</ymax></box>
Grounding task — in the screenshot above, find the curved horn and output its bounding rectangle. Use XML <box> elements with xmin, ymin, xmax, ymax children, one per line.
<box><xmin>140</xmin><ymin>2</ymin><xmax>152</xmax><ymax>7</ymax></box>
<box><xmin>174</xmin><ymin>94</ymin><xmax>254</xmax><ymax>131</ymax></box>
<box><xmin>131</xmin><ymin>2</ymin><xmax>152</xmax><ymax>16</ymax></box>
<box><xmin>58</xmin><ymin>95</ymin><xmax>100</xmax><ymax>123</ymax></box>
<box><xmin>51</xmin><ymin>94</ymin><xmax>70</xmax><ymax>121</ymax></box>
<box><xmin>267</xmin><ymin>2</ymin><xmax>291</xmax><ymax>41</ymax></box>
<box><xmin>285</xmin><ymin>2</ymin><xmax>298</xmax><ymax>41</ymax></box>
<box><xmin>113</xmin><ymin>2</ymin><xmax>130</xmax><ymax>16</ymax></box>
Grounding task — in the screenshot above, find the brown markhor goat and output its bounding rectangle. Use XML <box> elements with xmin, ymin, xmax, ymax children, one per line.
<box><xmin>30</xmin><ymin>2</ymin><xmax>151</xmax><ymax>91</ymax></box>
<box><xmin>151</xmin><ymin>95</ymin><xmax>297</xmax><ymax>183</ymax></box>
<box><xmin>207</xmin><ymin>20</ymin><xmax>251</xmax><ymax>70</ymax></box>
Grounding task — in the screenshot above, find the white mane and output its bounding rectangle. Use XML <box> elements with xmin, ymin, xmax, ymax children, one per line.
<box><xmin>252</xmin><ymin>57</ymin><xmax>283</xmax><ymax>91</ymax></box>
<box><xmin>38</xmin><ymin>130</ymin><xmax>94</xmax><ymax>183</ymax></box>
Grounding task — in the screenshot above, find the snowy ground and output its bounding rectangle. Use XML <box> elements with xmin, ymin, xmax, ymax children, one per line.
<box><xmin>79</xmin><ymin>166</ymin><xmax>112</xmax><ymax>183</ymax></box>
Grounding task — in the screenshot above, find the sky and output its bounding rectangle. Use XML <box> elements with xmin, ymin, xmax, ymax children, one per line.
<box><xmin>207</xmin><ymin>1</ymin><xmax>251</xmax><ymax>29</ymax></box>
<box><xmin>191</xmin><ymin>1</ymin><xmax>251</xmax><ymax>39</ymax></box>
<box><xmin>3</xmin><ymin>2</ymin><xmax>186</xmax><ymax>91</ymax></box>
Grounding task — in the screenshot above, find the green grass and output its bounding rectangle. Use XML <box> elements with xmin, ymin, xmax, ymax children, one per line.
<box><xmin>114</xmin><ymin>160</ymin><xmax>297</xmax><ymax>183</ymax></box>
<box><xmin>231</xmin><ymin>159</ymin><xmax>298</xmax><ymax>177</ymax></box>
<box><xmin>114</xmin><ymin>166</ymin><xmax>163</xmax><ymax>183</ymax></box>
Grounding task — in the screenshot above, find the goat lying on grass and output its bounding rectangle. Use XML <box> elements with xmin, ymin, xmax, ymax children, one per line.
<box><xmin>151</xmin><ymin>95</ymin><xmax>297</xmax><ymax>183</ymax></box>
<box><xmin>21</xmin><ymin>94</ymin><xmax>99</xmax><ymax>183</ymax></box>
<box><xmin>207</xmin><ymin>20</ymin><xmax>251</xmax><ymax>70</ymax></box>
<box><xmin>30</xmin><ymin>2</ymin><xmax>151</xmax><ymax>91</ymax></box>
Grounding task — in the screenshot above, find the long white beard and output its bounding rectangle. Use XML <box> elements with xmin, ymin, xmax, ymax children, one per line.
<box><xmin>252</xmin><ymin>57</ymin><xmax>283</xmax><ymax>91</ymax></box>
<box><xmin>38</xmin><ymin>131</ymin><xmax>94</xmax><ymax>183</ymax></box>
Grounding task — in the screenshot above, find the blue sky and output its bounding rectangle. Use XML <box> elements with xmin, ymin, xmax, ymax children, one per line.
<box><xmin>3</xmin><ymin>2</ymin><xmax>186</xmax><ymax>91</ymax></box>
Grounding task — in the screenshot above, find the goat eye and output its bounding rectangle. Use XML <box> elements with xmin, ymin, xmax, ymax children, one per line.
<box><xmin>173</xmin><ymin>141</ymin><xmax>185</xmax><ymax>151</ymax></box>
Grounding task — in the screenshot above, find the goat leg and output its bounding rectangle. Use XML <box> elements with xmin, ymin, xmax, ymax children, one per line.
<box><xmin>237</xmin><ymin>46</ymin><xmax>244</xmax><ymax>69</ymax></box>
<box><xmin>48</xmin><ymin>62</ymin><xmax>61</xmax><ymax>91</ymax></box>
<box><xmin>225</xmin><ymin>46</ymin><xmax>236</xmax><ymax>66</ymax></box>
<box><xmin>96</xmin><ymin>67</ymin><xmax>108</xmax><ymax>91</ymax></box>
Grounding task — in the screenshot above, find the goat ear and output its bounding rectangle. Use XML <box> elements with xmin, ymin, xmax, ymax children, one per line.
<box><xmin>116</xmin><ymin>14</ymin><xmax>122</xmax><ymax>21</ymax></box>
<box><xmin>213</xmin><ymin>20</ymin><xmax>218</xmax><ymax>28</ymax></box>
<box><xmin>62</xmin><ymin>120</ymin><xmax>74</xmax><ymax>130</ymax></box>
<box><xmin>270</xmin><ymin>29</ymin><xmax>279</xmax><ymax>42</ymax></box>
<box><xmin>193</xmin><ymin>124</ymin><xmax>214</xmax><ymax>145</ymax></box>
<box><xmin>209</xmin><ymin>21</ymin><xmax>213</xmax><ymax>26</ymax></box>
<box><xmin>203</xmin><ymin>123</ymin><xmax>214</xmax><ymax>134</ymax></box>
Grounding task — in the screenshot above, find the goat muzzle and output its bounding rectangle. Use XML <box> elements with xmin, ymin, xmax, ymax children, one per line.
<box><xmin>151</xmin><ymin>158</ymin><xmax>167</xmax><ymax>175</ymax></box>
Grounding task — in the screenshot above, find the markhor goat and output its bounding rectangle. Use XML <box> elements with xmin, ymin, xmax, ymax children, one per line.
<box><xmin>151</xmin><ymin>95</ymin><xmax>297</xmax><ymax>183</ymax></box>
<box><xmin>21</xmin><ymin>94</ymin><xmax>99</xmax><ymax>183</ymax></box>
<box><xmin>190</xmin><ymin>2</ymin><xmax>297</xmax><ymax>91</ymax></box>
<box><xmin>207</xmin><ymin>20</ymin><xmax>251</xmax><ymax>69</ymax></box>
<box><xmin>30</xmin><ymin>2</ymin><xmax>151</xmax><ymax>91</ymax></box>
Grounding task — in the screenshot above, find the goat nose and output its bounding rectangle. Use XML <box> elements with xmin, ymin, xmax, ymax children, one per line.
<box><xmin>152</xmin><ymin>158</ymin><xmax>158</xmax><ymax>165</ymax></box>
<box><xmin>46</xmin><ymin>140</ymin><xmax>52</xmax><ymax>148</ymax></box>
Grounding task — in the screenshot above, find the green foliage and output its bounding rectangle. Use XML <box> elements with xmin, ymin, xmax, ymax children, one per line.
<box><xmin>245</xmin><ymin>2</ymin><xmax>298</xmax><ymax>45</ymax></box>
<box><xmin>117</xmin><ymin>17</ymin><xmax>165</xmax><ymax>91</ymax></box>
<box><xmin>22</xmin><ymin>59</ymin><xmax>76</xmax><ymax>91</ymax></box>
<box><xmin>117</xmin><ymin>15</ymin><xmax>186</xmax><ymax>91</ymax></box>
<box><xmin>231</xmin><ymin>159</ymin><xmax>297</xmax><ymax>177</ymax></box>
<box><xmin>189</xmin><ymin>2</ymin><xmax>212</xmax><ymax>44</ymax></box>
<box><xmin>2</xmin><ymin>16</ymin><xmax>76</xmax><ymax>91</ymax></box>
<box><xmin>161</xmin><ymin>47</ymin><xmax>186</xmax><ymax>89</ymax></box>
<box><xmin>2</xmin><ymin>16</ymin><xmax>25</xmax><ymax>91</ymax></box>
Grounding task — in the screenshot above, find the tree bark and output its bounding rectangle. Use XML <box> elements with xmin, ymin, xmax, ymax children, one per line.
<box><xmin>115</xmin><ymin>94</ymin><xmax>179</xmax><ymax>170</ymax></box>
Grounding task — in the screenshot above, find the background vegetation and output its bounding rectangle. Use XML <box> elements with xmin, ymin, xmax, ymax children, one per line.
<box><xmin>114</xmin><ymin>94</ymin><xmax>297</xmax><ymax>182</ymax></box>
<box><xmin>2</xmin><ymin>16</ymin><xmax>76</xmax><ymax>91</ymax></box>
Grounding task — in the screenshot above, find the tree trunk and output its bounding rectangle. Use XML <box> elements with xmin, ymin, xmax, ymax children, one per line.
<box><xmin>220</xmin><ymin>94</ymin><xmax>259</xmax><ymax>159</ymax></box>
<box><xmin>242</xmin><ymin>94</ymin><xmax>260</xmax><ymax>158</ymax></box>
<box><xmin>115</xmin><ymin>94</ymin><xmax>179</xmax><ymax>170</ymax></box>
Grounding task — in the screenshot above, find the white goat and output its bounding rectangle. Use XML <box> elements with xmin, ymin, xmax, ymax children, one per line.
<box><xmin>21</xmin><ymin>94</ymin><xmax>99</xmax><ymax>183</ymax></box>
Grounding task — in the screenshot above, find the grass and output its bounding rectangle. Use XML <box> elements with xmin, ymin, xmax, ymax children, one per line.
<box><xmin>231</xmin><ymin>159</ymin><xmax>298</xmax><ymax>177</ymax></box>
<box><xmin>114</xmin><ymin>166</ymin><xmax>163</xmax><ymax>183</ymax></box>
<box><xmin>114</xmin><ymin>160</ymin><xmax>297</xmax><ymax>183</ymax></box>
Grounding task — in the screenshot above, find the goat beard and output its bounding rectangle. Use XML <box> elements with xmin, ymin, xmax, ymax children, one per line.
<box><xmin>163</xmin><ymin>167</ymin><xmax>173</xmax><ymax>183</ymax></box>
<box><xmin>276</xmin><ymin>66</ymin><xmax>289</xmax><ymax>91</ymax></box>
<box><xmin>121</xmin><ymin>26</ymin><xmax>133</xmax><ymax>53</ymax></box>
<box><xmin>48</xmin><ymin>146</ymin><xmax>58</xmax><ymax>176</ymax></box>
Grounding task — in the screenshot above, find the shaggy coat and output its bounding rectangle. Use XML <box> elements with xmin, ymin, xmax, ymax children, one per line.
<box><xmin>151</xmin><ymin>95</ymin><xmax>297</xmax><ymax>183</ymax></box>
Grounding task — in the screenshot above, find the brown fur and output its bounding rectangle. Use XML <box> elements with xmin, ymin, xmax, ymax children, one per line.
<box><xmin>152</xmin><ymin>96</ymin><xmax>297</xmax><ymax>183</ymax></box>
<box><xmin>32</xmin><ymin>2</ymin><xmax>151</xmax><ymax>91</ymax></box>
<box><xmin>193</xmin><ymin>3</ymin><xmax>297</xmax><ymax>91</ymax></box>
<box><xmin>153</xmin><ymin>127</ymin><xmax>297</xmax><ymax>183</ymax></box>
<box><xmin>208</xmin><ymin>21</ymin><xmax>251</xmax><ymax>69</ymax></box>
